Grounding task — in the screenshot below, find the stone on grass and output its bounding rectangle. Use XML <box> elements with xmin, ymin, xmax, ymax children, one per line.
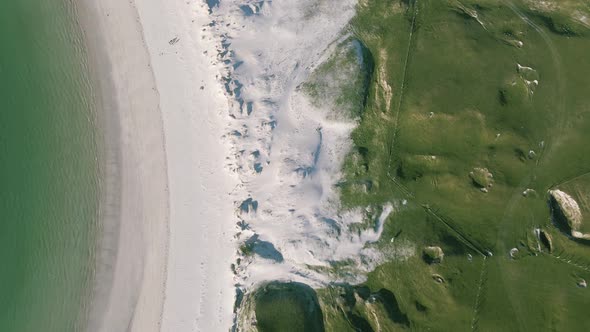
<box><xmin>548</xmin><ymin>190</ymin><xmax>590</xmax><ymax>241</ymax></box>
<box><xmin>469</xmin><ymin>167</ymin><xmax>494</xmax><ymax>189</ymax></box>
<box><xmin>423</xmin><ymin>246</ymin><xmax>444</xmax><ymax>264</ymax></box>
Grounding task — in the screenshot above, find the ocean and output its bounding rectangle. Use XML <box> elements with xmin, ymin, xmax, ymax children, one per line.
<box><xmin>0</xmin><ymin>1</ymin><xmax>99</xmax><ymax>331</ymax></box>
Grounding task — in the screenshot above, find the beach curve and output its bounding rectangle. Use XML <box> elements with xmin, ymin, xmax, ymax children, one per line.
<box><xmin>77</xmin><ymin>0</ymin><xmax>170</xmax><ymax>331</ymax></box>
<box><xmin>77</xmin><ymin>0</ymin><xmax>236</xmax><ymax>331</ymax></box>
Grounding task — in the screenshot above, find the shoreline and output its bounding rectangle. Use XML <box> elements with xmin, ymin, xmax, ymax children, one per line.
<box><xmin>76</xmin><ymin>0</ymin><xmax>169</xmax><ymax>331</ymax></box>
<box><xmin>77</xmin><ymin>0</ymin><xmax>236</xmax><ymax>331</ymax></box>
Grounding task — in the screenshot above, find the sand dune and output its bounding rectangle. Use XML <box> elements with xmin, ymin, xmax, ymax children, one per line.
<box><xmin>212</xmin><ymin>0</ymin><xmax>393</xmax><ymax>291</ymax></box>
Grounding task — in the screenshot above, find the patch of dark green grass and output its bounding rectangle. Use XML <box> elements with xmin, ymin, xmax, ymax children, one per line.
<box><xmin>254</xmin><ymin>282</ymin><xmax>325</xmax><ymax>332</ymax></box>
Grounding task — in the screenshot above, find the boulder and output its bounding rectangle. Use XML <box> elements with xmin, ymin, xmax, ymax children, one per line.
<box><xmin>548</xmin><ymin>190</ymin><xmax>590</xmax><ymax>241</ymax></box>
<box><xmin>423</xmin><ymin>246</ymin><xmax>444</xmax><ymax>264</ymax></box>
<box><xmin>469</xmin><ymin>167</ymin><xmax>494</xmax><ymax>189</ymax></box>
<box><xmin>432</xmin><ymin>274</ymin><xmax>445</xmax><ymax>283</ymax></box>
<box><xmin>549</xmin><ymin>189</ymin><xmax>582</xmax><ymax>231</ymax></box>
<box><xmin>539</xmin><ymin>229</ymin><xmax>553</xmax><ymax>253</ymax></box>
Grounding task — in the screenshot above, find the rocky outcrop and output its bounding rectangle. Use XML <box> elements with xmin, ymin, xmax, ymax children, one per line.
<box><xmin>548</xmin><ymin>189</ymin><xmax>590</xmax><ymax>241</ymax></box>
<box><xmin>432</xmin><ymin>274</ymin><xmax>445</xmax><ymax>283</ymax></box>
<box><xmin>549</xmin><ymin>190</ymin><xmax>582</xmax><ymax>229</ymax></box>
<box><xmin>539</xmin><ymin>229</ymin><xmax>553</xmax><ymax>253</ymax></box>
<box><xmin>423</xmin><ymin>246</ymin><xmax>444</xmax><ymax>264</ymax></box>
<box><xmin>469</xmin><ymin>167</ymin><xmax>494</xmax><ymax>192</ymax></box>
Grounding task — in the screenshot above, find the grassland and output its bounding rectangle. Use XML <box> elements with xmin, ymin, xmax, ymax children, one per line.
<box><xmin>302</xmin><ymin>37</ymin><xmax>374</xmax><ymax>120</ymax></box>
<box><xmin>242</xmin><ymin>282</ymin><xmax>325</xmax><ymax>332</ymax></box>
<box><xmin>246</xmin><ymin>0</ymin><xmax>590</xmax><ymax>330</ymax></box>
<box><xmin>335</xmin><ymin>0</ymin><xmax>590</xmax><ymax>330</ymax></box>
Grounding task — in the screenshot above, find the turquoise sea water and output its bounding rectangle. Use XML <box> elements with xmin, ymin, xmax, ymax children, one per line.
<box><xmin>0</xmin><ymin>1</ymin><xmax>99</xmax><ymax>331</ymax></box>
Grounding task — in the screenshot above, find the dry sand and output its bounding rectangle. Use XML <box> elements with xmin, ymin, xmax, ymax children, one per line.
<box><xmin>77</xmin><ymin>0</ymin><xmax>236</xmax><ymax>331</ymax></box>
<box><xmin>210</xmin><ymin>0</ymin><xmax>388</xmax><ymax>289</ymax></box>
<box><xmin>134</xmin><ymin>1</ymin><xmax>237</xmax><ymax>331</ymax></box>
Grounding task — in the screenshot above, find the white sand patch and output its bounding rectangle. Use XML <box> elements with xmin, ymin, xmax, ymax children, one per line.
<box><xmin>211</xmin><ymin>0</ymin><xmax>394</xmax><ymax>290</ymax></box>
<box><xmin>133</xmin><ymin>1</ymin><xmax>237</xmax><ymax>331</ymax></box>
<box><xmin>378</xmin><ymin>49</ymin><xmax>393</xmax><ymax>114</ymax></box>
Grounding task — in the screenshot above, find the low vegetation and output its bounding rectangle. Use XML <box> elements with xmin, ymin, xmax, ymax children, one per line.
<box><xmin>302</xmin><ymin>37</ymin><xmax>374</xmax><ymax>120</ymax></box>
<box><xmin>246</xmin><ymin>0</ymin><xmax>590</xmax><ymax>330</ymax></box>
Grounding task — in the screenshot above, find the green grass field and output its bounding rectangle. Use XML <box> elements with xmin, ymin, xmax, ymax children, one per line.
<box><xmin>241</xmin><ymin>282</ymin><xmax>325</xmax><ymax>332</ymax></box>
<box><xmin>336</xmin><ymin>0</ymin><xmax>590</xmax><ymax>330</ymax></box>
<box><xmin>243</xmin><ymin>0</ymin><xmax>590</xmax><ymax>330</ymax></box>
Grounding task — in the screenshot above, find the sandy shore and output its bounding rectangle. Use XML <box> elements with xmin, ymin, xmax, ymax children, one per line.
<box><xmin>134</xmin><ymin>0</ymin><xmax>236</xmax><ymax>331</ymax></box>
<box><xmin>77</xmin><ymin>0</ymin><xmax>236</xmax><ymax>331</ymax></box>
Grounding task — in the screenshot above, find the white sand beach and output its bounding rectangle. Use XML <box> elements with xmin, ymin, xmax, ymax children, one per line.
<box><xmin>76</xmin><ymin>0</ymin><xmax>378</xmax><ymax>329</ymax></box>
<box><xmin>78</xmin><ymin>0</ymin><xmax>236</xmax><ymax>331</ymax></box>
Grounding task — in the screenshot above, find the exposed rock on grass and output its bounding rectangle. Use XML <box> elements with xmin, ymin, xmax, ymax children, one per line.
<box><xmin>548</xmin><ymin>190</ymin><xmax>590</xmax><ymax>241</ymax></box>
<box><xmin>528</xmin><ymin>150</ymin><xmax>537</xmax><ymax>159</ymax></box>
<box><xmin>432</xmin><ymin>274</ymin><xmax>445</xmax><ymax>284</ymax></box>
<box><xmin>549</xmin><ymin>189</ymin><xmax>582</xmax><ymax>230</ymax></box>
<box><xmin>423</xmin><ymin>246</ymin><xmax>444</xmax><ymax>264</ymax></box>
<box><xmin>469</xmin><ymin>167</ymin><xmax>494</xmax><ymax>190</ymax></box>
<box><xmin>318</xmin><ymin>285</ymin><xmax>410</xmax><ymax>330</ymax></box>
<box><xmin>509</xmin><ymin>247</ymin><xmax>519</xmax><ymax>259</ymax></box>
<box><xmin>539</xmin><ymin>230</ymin><xmax>553</xmax><ymax>253</ymax></box>
<box><xmin>522</xmin><ymin>188</ymin><xmax>536</xmax><ymax>197</ymax></box>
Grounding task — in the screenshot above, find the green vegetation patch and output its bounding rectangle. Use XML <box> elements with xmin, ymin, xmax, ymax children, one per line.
<box><xmin>331</xmin><ymin>0</ymin><xmax>590</xmax><ymax>330</ymax></box>
<box><xmin>302</xmin><ymin>37</ymin><xmax>374</xmax><ymax>120</ymax></box>
<box><xmin>254</xmin><ymin>282</ymin><xmax>325</xmax><ymax>332</ymax></box>
<box><xmin>318</xmin><ymin>285</ymin><xmax>410</xmax><ymax>332</ymax></box>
